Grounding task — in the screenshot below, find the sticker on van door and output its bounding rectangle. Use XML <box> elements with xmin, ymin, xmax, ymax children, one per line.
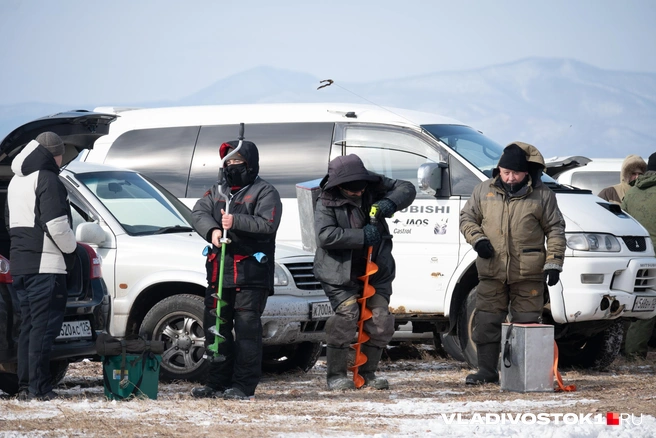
<box><xmin>434</xmin><ymin>217</ymin><xmax>448</xmax><ymax>235</ymax></box>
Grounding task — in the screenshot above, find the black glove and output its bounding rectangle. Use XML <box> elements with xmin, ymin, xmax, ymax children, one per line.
<box><xmin>373</xmin><ymin>198</ymin><xmax>397</xmax><ymax>219</ymax></box>
<box><xmin>474</xmin><ymin>239</ymin><xmax>494</xmax><ymax>259</ymax></box>
<box><xmin>363</xmin><ymin>224</ymin><xmax>381</xmax><ymax>247</ymax></box>
<box><xmin>544</xmin><ymin>269</ymin><xmax>560</xmax><ymax>286</ymax></box>
<box><xmin>64</xmin><ymin>250</ymin><xmax>77</xmax><ymax>273</ymax></box>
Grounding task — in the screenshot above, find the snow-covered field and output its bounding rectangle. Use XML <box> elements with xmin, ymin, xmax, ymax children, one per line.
<box><xmin>1</xmin><ymin>348</ymin><xmax>654</xmax><ymax>437</ymax></box>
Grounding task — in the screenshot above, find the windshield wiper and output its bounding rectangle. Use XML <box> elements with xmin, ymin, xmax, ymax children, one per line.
<box><xmin>153</xmin><ymin>225</ymin><xmax>194</xmax><ymax>235</ymax></box>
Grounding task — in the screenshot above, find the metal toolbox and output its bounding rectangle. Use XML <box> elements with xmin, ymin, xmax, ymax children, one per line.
<box><xmin>500</xmin><ymin>323</ymin><xmax>554</xmax><ymax>392</ymax></box>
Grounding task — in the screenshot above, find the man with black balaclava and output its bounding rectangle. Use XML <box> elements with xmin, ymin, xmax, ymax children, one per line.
<box><xmin>460</xmin><ymin>143</ymin><xmax>566</xmax><ymax>385</ymax></box>
<box><xmin>190</xmin><ymin>140</ymin><xmax>282</xmax><ymax>400</ymax></box>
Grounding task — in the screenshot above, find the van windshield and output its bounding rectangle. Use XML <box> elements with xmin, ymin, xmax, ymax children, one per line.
<box><xmin>421</xmin><ymin>124</ymin><xmax>558</xmax><ymax>184</ymax></box>
<box><xmin>421</xmin><ymin>125</ymin><xmax>503</xmax><ymax>177</ymax></box>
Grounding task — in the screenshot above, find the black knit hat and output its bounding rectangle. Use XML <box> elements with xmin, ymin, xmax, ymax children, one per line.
<box><xmin>498</xmin><ymin>144</ymin><xmax>528</xmax><ymax>172</ymax></box>
<box><xmin>648</xmin><ymin>152</ymin><xmax>656</xmax><ymax>172</ymax></box>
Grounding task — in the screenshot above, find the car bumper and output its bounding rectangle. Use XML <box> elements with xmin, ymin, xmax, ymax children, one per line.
<box><xmin>554</xmin><ymin>257</ymin><xmax>656</xmax><ymax>323</ymax></box>
<box><xmin>261</xmin><ymin>295</ymin><xmax>328</xmax><ymax>345</ymax></box>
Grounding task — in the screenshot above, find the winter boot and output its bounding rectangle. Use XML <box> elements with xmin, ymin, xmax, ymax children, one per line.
<box><xmin>191</xmin><ymin>385</ymin><xmax>223</xmax><ymax>398</ymax></box>
<box><xmin>223</xmin><ymin>387</ymin><xmax>252</xmax><ymax>400</ymax></box>
<box><xmin>326</xmin><ymin>346</ymin><xmax>356</xmax><ymax>390</ymax></box>
<box><xmin>359</xmin><ymin>344</ymin><xmax>389</xmax><ymax>390</ymax></box>
<box><xmin>465</xmin><ymin>342</ymin><xmax>500</xmax><ymax>385</ymax></box>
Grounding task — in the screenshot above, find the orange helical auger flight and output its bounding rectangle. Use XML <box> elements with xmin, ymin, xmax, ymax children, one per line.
<box><xmin>350</xmin><ymin>246</ymin><xmax>378</xmax><ymax>388</ymax></box>
<box><xmin>350</xmin><ymin>204</ymin><xmax>381</xmax><ymax>388</ymax></box>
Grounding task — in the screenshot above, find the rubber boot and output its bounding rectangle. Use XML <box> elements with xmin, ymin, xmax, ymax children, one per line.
<box><xmin>465</xmin><ymin>342</ymin><xmax>500</xmax><ymax>385</ymax></box>
<box><xmin>359</xmin><ymin>344</ymin><xmax>389</xmax><ymax>389</ymax></box>
<box><xmin>326</xmin><ymin>346</ymin><xmax>355</xmax><ymax>390</ymax></box>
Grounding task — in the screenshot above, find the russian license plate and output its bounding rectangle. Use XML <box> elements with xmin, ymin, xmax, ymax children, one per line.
<box><xmin>57</xmin><ymin>320</ymin><xmax>93</xmax><ymax>340</ymax></box>
<box><xmin>632</xmin><ymin>296</ymin><xmax>656</xmax><ymax>312</ymax></box>
<box><xmin>311</xmin><ymin>301</ymin><xmax>334</xmax><ymax>320</ymax></box>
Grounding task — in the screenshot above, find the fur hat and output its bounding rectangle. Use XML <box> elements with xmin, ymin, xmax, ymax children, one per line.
<box><xmin>497</xmin><ymin>144</ymin><xmax>528</xmax><ymax>172</ymax></box>
<box><xmin>648</xmin><ymin>152</ymin><xmax>656</xmax><ymax>172</ymax></box>
<box><xmin>620</xmin><ymin>154</ymin><xmax>647</xmax><ymax>182</ymax></box>
<box><xmin>35</xmin><ymin>131</ymin><xmax>65</xmax><ymax>157</ymax></box>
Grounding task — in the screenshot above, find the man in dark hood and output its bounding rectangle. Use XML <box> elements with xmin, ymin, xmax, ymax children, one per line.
<box><xmin>191</xmin><ymin>139</ymin><xmax>282</xmax><ymax>400</ymax></box>
<box><xmin>313</xmin><ymin>154</ymin><xmax>416</xmax><ymax>391</ymax></box>
<box><xmin>460</xmin><ymin>142</ymin><xmax>566</xmax><ymax>385</ymax></box>
<box><xmin>7</xmin><ymin>131</ymin><xmax>77</xmax><ymax>401</ymax></box>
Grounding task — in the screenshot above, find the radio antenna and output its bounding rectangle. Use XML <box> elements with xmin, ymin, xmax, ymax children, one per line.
<box><xmin>317</xmin><ymin>78</ymin><xmax>418</xmax><ymax>125</ymax></box>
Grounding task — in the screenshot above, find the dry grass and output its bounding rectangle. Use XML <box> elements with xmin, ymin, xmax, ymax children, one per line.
<box><xmin>0</xmin><ymin>345</ymin><xmax>654</xmax><ymax>437</ymax></box>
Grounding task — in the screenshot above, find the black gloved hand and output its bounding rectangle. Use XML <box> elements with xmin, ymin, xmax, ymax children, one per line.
<box><xmin>474</xmin><ymin>239</ymin><xmax>494</xmax><ymax>259</ymax></box>
<box><xmin>544</xmin><ymin>269</ymin><xmax>560</xmax><ymax>286</ymax></box>
<box><xmin>64</xmin><ymin>248</ymin><xmax>78</xmax><ymax>273</ymax></box>
<box><xmin>363</xmin><ymin>224</ymin><xmax>381</xmax><ymax>247</ymax></box>
<box><xmin>373</xmin><ymin>199</ymin><xmax>397</xmax><ymax>219</ymax></box>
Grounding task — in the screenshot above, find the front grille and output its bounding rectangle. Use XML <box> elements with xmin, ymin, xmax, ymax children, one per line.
<box><xmin>285</xmin><ymin>262</ymin><xmax>323</xmax><ymax>290</ymax></box>
<box><xmin>622</xmin><ymin>236</ymin><xmax>646</xmax><ymax>252</ymax></box>
<box><xmin>634</xmin><ymin>268</ymin><xmax>656</xmax><ymax>293</ymax></box>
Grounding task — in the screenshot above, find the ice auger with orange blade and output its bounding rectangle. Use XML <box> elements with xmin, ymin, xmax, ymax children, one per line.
<box><xmin>349</xmin><ymin>205</ymin><xmax>380</xmax><ymax>388</ymax></box>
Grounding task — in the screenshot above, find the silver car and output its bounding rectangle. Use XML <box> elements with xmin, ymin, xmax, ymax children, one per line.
<box><xmin>61</xmin><ymin>161</ymin><xmax>329</xmax><ymax>381</ymax></box>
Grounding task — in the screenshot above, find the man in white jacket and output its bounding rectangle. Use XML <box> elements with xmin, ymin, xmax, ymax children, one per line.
<box><xmin>7</xmin><ymin>132</ymin><xmax>77</xmax><ymax>401</ymax></box>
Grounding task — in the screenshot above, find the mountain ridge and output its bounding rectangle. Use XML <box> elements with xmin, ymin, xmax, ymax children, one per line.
<box><xmin>2</xmin><ymin>57</ymin><xmax>654</xmax><ymax>158</ymax></box>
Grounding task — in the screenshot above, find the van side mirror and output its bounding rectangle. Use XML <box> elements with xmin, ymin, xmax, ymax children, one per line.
<box><xmin>76</xmin><ymin>222</ymin><xmax>106</xmax><ymax>246</ymax></box>
<box><xmin>418</xmin><ymin>162</ymin><xmax>447</xmax><ymax>195</ymax></box>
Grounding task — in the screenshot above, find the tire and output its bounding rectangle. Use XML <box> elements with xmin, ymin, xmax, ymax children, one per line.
<box><xmin>458</xmin><ymin>290</ymin><xmax>478</xmax><ymax>367</ymax></box>
<box><xmin>262</xmin><ymin>341</ymin><xmax>322</xmax><ymax>374</ymax></box>
<box><xmin>49</xmin><ymin>360</ymin><xmax>69</xmax><ymax>387</ymax></box>
<box><xmin>439</xmin><ymin>333</ymin><xmax>466</xmax><ymax>362</ymax></box>
<box><xmin>0</xmin><ymin>360</ymin><xmax>69</xmax><ymax>396</ymax></box>
<box><xmin>139</xmin><ymin>294</ymin><xmax>208</xmax><ymax>382</ymax></box>
<box><xmin>557</xmin><ymin>319</ymin><xmax>624</xmax><ymax>370</ymax></box>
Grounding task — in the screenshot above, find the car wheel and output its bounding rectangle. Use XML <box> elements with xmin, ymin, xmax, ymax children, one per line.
<box><xmin>139</xmin><ymin>294</ymin><xmax>207</xmax><ymax>382</ymax></box>
<box><xmin>557</xmin><ymin>319</ymin><xmax>624</xmax><ymax>370</ymax></box>
<box><xmin>262</xmin><ymin>341</ymin><xmax>322</xmax><ymax>373</ymax></box>
<box><xmin>439</xmin><ymin>332</ymin><xmax>466</xmax><ymax>362</ymax></box>
<box><xmin>49</xmin><ymin>360</ymin><xmax>69</xmax><ymax>387</ymax></box>
<box><xmin>0</xmin><ymin>360</ymin><xmax>69</xmax><ymax>396</ymax></box>
<box><xmin>458</xmin><ymin>289</ymin><xmax>478</xmax><ymax>368</ymax></box>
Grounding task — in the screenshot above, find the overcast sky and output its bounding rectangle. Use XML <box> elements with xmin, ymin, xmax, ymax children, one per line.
<box><xmin>1</xmin><ymin>0</ymin><xmax>655</xmax><ymax>106</ymax></box>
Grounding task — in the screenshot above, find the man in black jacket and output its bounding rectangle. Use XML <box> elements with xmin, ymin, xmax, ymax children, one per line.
<box><xmin>313</xmin><ymin>154</ymin><xmax>416</xmax><ymax>390</ymax></box>
<box><xmin>7</xmin><ymin>132</ymin><xmax>77</xmax><ymax>401</ymax></box>
<box><xmin>190</xmin><ymin>140</ymin><xmax>282</xmax><ymax>400</ymax></box>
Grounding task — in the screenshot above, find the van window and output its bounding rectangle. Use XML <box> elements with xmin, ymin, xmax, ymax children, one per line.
<box><xmin>422</xmin><ymin>124</ymin><xmax>502</xmax><ymax>177</ymax></box>
<box><xmin>338</xmin><ymin>125</ymin><xmax>446</xmax><ymax>199</ymax></box>
<box><xmin>189</xmin><ymin>123</ymin><xmax>333</xmax><ymax>198</ymax></box>
<box><xmin>449</xmin><ymin>155</ymin><xmax>481</xmax><ymax>196</ymax></box>
<box><xmin>570</xmin><ymin>171</ymin><xmax>619</xmax><ymax>195</ymax></box>
<box><xmin>104</xmin><ymin>126</ymin><xmax>200</xmax><ymax>198</ymax></box>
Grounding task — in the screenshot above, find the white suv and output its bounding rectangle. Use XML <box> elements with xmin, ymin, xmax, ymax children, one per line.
<box><xmin>546</xmin><ymin>156</ymin><xmax>648</xmax><ymax>196</ymax></box>
<box><xmin>62</xmin><ymin>161</ymin><xmax>329</xmax><ymax>381</ymax></box>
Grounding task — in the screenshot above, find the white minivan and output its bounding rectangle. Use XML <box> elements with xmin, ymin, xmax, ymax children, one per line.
<box><xmin>79</xmin><ymin>103</ymin><xmax>656</xmax><ymax>369</ymax></box>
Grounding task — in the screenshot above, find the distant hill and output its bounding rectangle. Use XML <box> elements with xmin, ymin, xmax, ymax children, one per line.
<box><xmin>2</xmin><ymin>58</ymin><xmax>655</xmax><ymax>159</ymax></box>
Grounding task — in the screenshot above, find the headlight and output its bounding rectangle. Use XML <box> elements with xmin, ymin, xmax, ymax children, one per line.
<box><xmin>566</xmin><ymin>233</ymin><xmax>621</xmax><ymax>252</ymax></box>
<box><xmin>273</xmin><ymin>262</ymin><xmax>289</xmax><ymax>286</ymax></box>
<box><xmin>0</xmin><ymin>257</ymin><xmax>9</xmax><ymax>274</ymax></box>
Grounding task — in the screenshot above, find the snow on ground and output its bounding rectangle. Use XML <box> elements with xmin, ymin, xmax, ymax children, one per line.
<box><xmin>1</xmin><ymin>352</ymin><xmax>655</xmax><ymax>437</ymax></box>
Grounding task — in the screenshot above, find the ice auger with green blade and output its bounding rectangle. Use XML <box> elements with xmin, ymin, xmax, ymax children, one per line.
<box><xmin>204</xmin><ymin>123</ymin><xmax>245</xmax><ymax>363</ymax></box>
